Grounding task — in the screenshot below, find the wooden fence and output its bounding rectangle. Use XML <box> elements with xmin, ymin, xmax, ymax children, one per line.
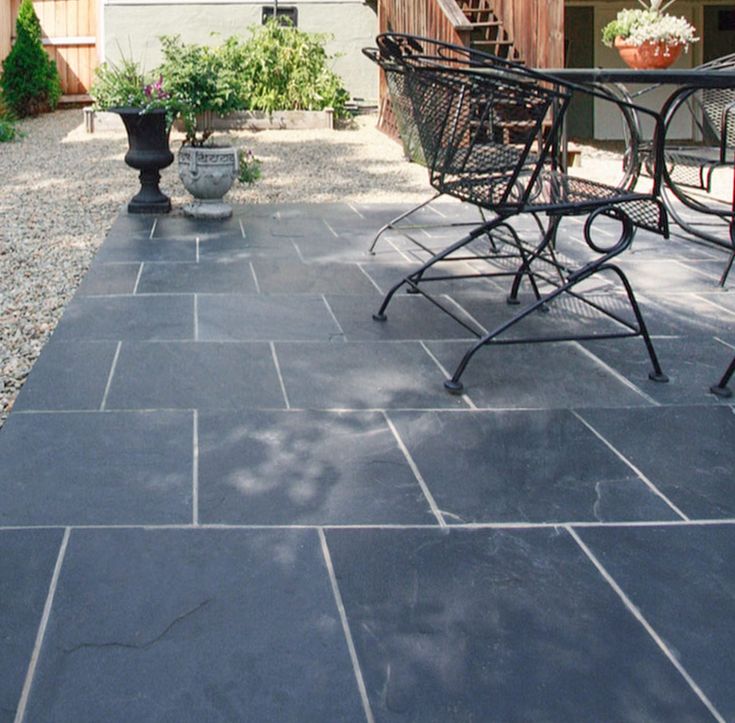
<box><xmin>1</xmin><ymin>0</ymin><xmax>97</xmax><ymax>99</ymax></box>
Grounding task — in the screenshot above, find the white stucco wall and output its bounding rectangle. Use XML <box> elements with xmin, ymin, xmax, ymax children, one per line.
<box><xmin>102</xmin><ymin>0</ymin><xmax>379</xmax><ymax>102</ymax></box>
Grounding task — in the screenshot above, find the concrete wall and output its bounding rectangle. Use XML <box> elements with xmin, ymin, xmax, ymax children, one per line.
<box><xmin>103</xmin><ymin>0</ymin><xmax>379</xmax><ymax>102</ymax></box>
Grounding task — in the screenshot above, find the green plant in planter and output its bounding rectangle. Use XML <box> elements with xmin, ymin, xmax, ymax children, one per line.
<box><xmin>0</xmin><ymin>0</ymin><xmax>62</xmax><ymax>117</ymax></box>
<box><xmin>239</xmin><ymin>19</ymin><xmax>350</xmax><ymax>117</ymax></box>
<box><xmin>157</xmin><ymin>35</ymin><xmax>246</xmax><ymax>146</ymax></box>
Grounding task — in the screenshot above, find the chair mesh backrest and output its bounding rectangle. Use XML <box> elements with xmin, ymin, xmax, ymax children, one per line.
<box><xmin>694</xmin><ymin>53</ymin><xmax>735</xmax><ymax>149</ymax></box>
<box><xmin>402</xmin><ymin>63</ymin><xmax>564</xmax><ymax>211</ymax></box>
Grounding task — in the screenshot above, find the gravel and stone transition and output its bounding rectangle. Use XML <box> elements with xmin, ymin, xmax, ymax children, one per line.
<box><xmin>0</xmin><ymin>109</ymin><xmax>434</xmax><ymax>424</ymax></box>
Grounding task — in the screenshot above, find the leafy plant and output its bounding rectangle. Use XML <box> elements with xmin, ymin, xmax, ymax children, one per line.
<box><xmin>602</xmin><ymin>0</ymin><xmax>698</xmax><ymax>48</ymax></box>
<box><xmin>90</xmin><ymin>55</ymin><xmax>178</xmax><ymax>127</ymax></box>
<box><xmin>0</xmin><ymin>116</ymin><xmax>18</xmax><ymax>142</ymax></box>
<box><xmin>0</xmin><ymin>0</ymin><xmax>61</xmax><ymax>116</ymax></box>
<box><xmin>157</xmin><ymin>35</ymin><xmax>246</xmax><ymax>145</ymax></box>
<box><xmin>238</xmin><ymin>19</ymin><xmax>350</xmax><ymax>117</ymax></box>
<box><xmin>237</xmin><ymin>148</ymin><xmax>261</xmax><ymax>184</ymax></box>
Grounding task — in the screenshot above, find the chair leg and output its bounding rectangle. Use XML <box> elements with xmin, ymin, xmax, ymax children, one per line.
<box><xmin>368</xmin><ymin>192</ymin><xmax>442</xmax><ymax>254</ymax></box>
<box><xmin>443</xmin><ymin>260</ymin><xmax>667</xmax><ymax>393</ymax></box>
<box><xmin>710</xmin><ymin>355</ymin><xmax>735</xmax><ymax>398</ymax></box>
<box><xmin>507</xmin><ymin>215</ymin><xmax>560</xmax><ymax>305</ymax></box>
<box><xmin>373</xmin><ymin>217</ymin><xmax>507</xmax><ymax>321</ymax></box>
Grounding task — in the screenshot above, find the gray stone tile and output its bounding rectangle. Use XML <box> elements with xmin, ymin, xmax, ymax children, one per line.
<box><xmin>578</xmin><ymin>405</ymin><xmax>735</xmax><ymax>519</ymax></box>
<box><xmin>136</xmin><ymin>261</ymin><xmax>257</xmax><ymax>294</ymax></box>
<box><xmin>0</xmin><ymin>529</ymin><xmax>64</xmax><ymax>723</ymax></box>
<box><xmin>197</xmin><ymin>294</ymin><xmax>342</xmax><ymax>341</ymax></box>
<box><xmin>581</xmin><ymin>336</ymin><xmax>735</xmax><ymax>405</ymax></box>
<box><xmin>276</xmin><ymin>341</ymin><xmax>469</xmax><ymax>409</ymax></box>
<box><xmin>25</xmin><ymin>528</ymin><xmax>364</xmax><ymax>722</ymax></box>
<box><xmin>95</xmin><ymin>237</ymin><xmax>196</xmax><ymax>263</ymax></box>
<box><xmin>0</xmin><ymin>412</ymin><xmax>193</xmax><ymax>525</ymax></box>
<box><xmin>198</xmin><ymin>410</ymin><xmax>436</xmax><ymax>525</ymax></box>
<box><xmin>637</xmin><ymin>292</ymin><xmax>735</xmax><ymax>340</ymax></box>
<box><xmin>426</xmin><ymin>340</ymin><xmax>658</xmax><ymax>408</ymax></box>
<box><xmin>105</xmin><ymin>342</ymin><xmax>285</xmax><ymax>410</ymax></box>
<box><xmin>76</xmin><ymin>263</ymin><xmax>141</xmax><ymax>295</ymax></box>
<box><xmin>51</xmin><ymin>296</ymin><xmax>194</xmax><ymax>341</ymax></box>
<box><xmin>13</xmin><ymin>341</ymin><xmax>118</xmax><ymax>411</ymax></box>
<box><xmin>328</xmin><ymin>294</ymin><xmax>479</xmax><ymax>341</ymax></box>
<box><xmin>578</xmin><ymin>524</ymin><xmax>735</xmax><ymax>721</ymax></box>
<box><xmin>326</xmin><ymin>527</ymin><xmax>711</xmax><ymax>721</ymax></box>
<box><xmin>251</xmin><ymin>260</ymin><xmax>379</xmax><ymax>295</ymax></box>
<box><xmin>102</xmin><ymin>212</ymin><xmax>156</xmax><ymax>242</ymax></box>
<box><xmin>617</xmin><ymin>258</ymin><xmax>722</xmax><ymax>293</ymax></box>
<box><xmin>389</xmin><ymin>409</ymin><xmax>679</xmax><ymax>524</ymax></box>
<box><xmin>152</xmin><ymin>214</ymin><xmax>243</xmax><ymax>242</ymax></box>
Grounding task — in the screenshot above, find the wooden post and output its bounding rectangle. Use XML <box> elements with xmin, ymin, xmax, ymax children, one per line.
<box><xmin>0</xmin><ymin>0</ymin><xmax>12</xmax><ymax>62</ymax></box>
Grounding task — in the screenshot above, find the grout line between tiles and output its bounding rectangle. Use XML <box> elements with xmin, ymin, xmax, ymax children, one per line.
<box><xmin>132</xmin><ymin>263</ymin><xmax>144</xmax><ymax>295</ymax></box>
<box><xmin>196</xmin><ymin>237</ymin><xmax>200</xmax><ymax>263</ymax></box>
<box><xmin>239</xmin><ymin>219</ymin><xmax>246</xmax><ymax>239</ymax></box>
<box><xmin>692</xmin><ymin>294</ymin><xmax>735</xmax><ymax>317</ymax></box>
<box><xmin>192</xmin><ymin>410</ymin><xmax>199</xmax><ymax>526</ymax></box>
<box><xmin>249</xmin><ymin>262</ymin><xmax>261</xmax><ymax>294</ymax></box>
<box><xmin>193</xmin><ymin>294</ymin><xmax>199</xmax><ymax>341</ymax></box>
<box><xmin>572</xmin><ymin>342</ymin><xmax>660</xmax><ymax>406</ymax></box>
<box><xmin>382</xmin><ymin>411</ymin><xmax>447</xmax><ymax>527</ymax></box>
<box><xmin>270</xmin><ymin>342</ymin><xmax>291</xmax><ymax>409</ymax></box>
<box><xmin>419</xmin><ymin>341</ymin><xmax>477</xmax><ymax>409</ymax></box>
<box><xmin>346</xmin><ymin>203</ymin><xmax>365</xmax><ymax>220</ymax></box>
<box><xmin>318</xmin><ymin>529</ymin><xmax>375</xmax><ymax>723</ymax></box>
<box><xmin>385</xmin><ymin>237</ymin><xmax>413</xmax><ymax>263</ymax></box>
<box><xmin>566</xmin><ymin>526</ymin><xmax>726</xmax><ymax>723</ymax></box>
<box><xmin>321</xmin><ymin>295</ymin><xmax>346</xmax><ymax>339</ymax></box>
<box><xmin>571</xmin><ymin>410</ymin><xmax>689</xmax><ymax>520</ymax></box>
<box><xmin>427</xmin><ymin>205</ymin><xmax>446</xmax><ymax>219</ymax></box>
<box><xmin>291</xmin><ymin>240</ymin><xmax>307</xmax><ymax>263</ymax></box>
<box><xmin>99</xmin><ymin>342</ymin><xmax>122</xmax><ymax>411</ymax></box>
<box><xmin>148</xmin><ymin>219</ymin><xmax>157</xmax><ymax>240</ymax></box>
<box><xmin>14</xmin><ymin>528</ymin><xmax>71</xmax><ymax>723</ymax></box>
<box><xmin>714</xmin><ymin>336</ymin><xmax>735</xmax><ymax>352</ymax></box>
<box><xmin>323</xmin><ymin>219</ymin><xmax>339</xmax><ymax>238</ymax></box>
<box><xmin>356</xmin><ymin>263</ymin><xmax>384</xmax><ymax>295</ymax></box>
<box><xmin>442</xmin><ymin>294</ymin><xmax>489</xmax><ymax>335</ymax></box>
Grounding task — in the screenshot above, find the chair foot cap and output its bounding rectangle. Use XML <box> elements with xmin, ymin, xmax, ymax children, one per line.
<box><xmin>649</xmin><ymin>372</ymin><xmax>669</xmax><ymax>383</ymax></box>
<box><xmin>373</xmin><ymin>313</ymin><xmax>387</xmax><ymax>322</ymax></box>
<box><xmin>710</xmin><ymin>384</ymin><xmax>733</xmax><ymax>398</ymax></box>
<box><xmin>444</xmin><ymin>379</ymin><xmax>464</xmax><ymax>394</ymax></box>
<box><xmin>406</xmin><ymin>285</ymin><xmax>420</xmax><ymax>294</ymax></box>
<box><xmin>506</xmin><ymin>296</ymin><xmax>521</xmax><ymax>305</ymax></box>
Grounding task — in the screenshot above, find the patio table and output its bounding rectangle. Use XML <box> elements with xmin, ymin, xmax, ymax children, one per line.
<box><xmin>545</xmin><ymin>67</ymin><xmax>735</xmax><ymax>282</ymax></box>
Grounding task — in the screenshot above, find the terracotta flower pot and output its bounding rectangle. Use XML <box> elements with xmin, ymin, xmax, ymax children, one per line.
<box><xmin>614</xmin><ymin>37</ymin><xmax>683</xmax><ymax>70</ymax></box>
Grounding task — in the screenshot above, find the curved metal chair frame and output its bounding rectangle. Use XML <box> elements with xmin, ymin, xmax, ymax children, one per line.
<box><xmin>371</xmin><ymin>33</ymin><xmax>670</xmax><ymax>393</ymax></box>
<box><xmin>618</xmin><ymin>53</ymin><xmax>735</xmax><ymax>285</ymax></box>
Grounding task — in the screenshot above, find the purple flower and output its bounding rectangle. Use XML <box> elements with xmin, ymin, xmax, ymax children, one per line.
<box><xmin>144</xmin><ymin>75</ymin><xmax>170</xmax><ymax>100</ymax></box>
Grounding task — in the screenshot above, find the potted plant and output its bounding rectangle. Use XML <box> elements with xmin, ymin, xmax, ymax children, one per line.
<box><xmin>158</xmin><ymin>35</ymin><xmax>247</xmax><ymax>219</ymax></box>
<box><xmin>90</xmin><ymin>58</ymin><xmax>177</xmax><ymax>213</ymax></box>
<box><xmin>601</xmin><ymin>0</ymin><xmax>698</xmax><ymax>70</ymax></box>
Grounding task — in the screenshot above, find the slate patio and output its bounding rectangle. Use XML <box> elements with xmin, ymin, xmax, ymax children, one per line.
<box><xmin>1</xmin><ymin>200</ymin><xmax>734</xmax><ymax>722</ymax></box>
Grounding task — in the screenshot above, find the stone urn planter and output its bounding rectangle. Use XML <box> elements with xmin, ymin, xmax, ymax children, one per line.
<box><xmin>178</xmin><ymin>145</ymin><xmax>240</xmax><ymax>219</ymax></box>
<box><xmin>113</xmin><ymin>108</ymin><xmax>174</xmax><ymax>214</ymax></box>
<box><xmin>614</xmin><ymin>37</ymin><xmax>683</xmax><ymax>70</ymax></box>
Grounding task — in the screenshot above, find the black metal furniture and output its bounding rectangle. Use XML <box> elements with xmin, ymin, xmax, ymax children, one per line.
<box><xmin>550</xmin><ymin>64</ymin><xmax>735</xmax><ymax>286</ymax></box>
<box><xmin>711</xmin><ymin>355</ymin><xmax>735</xmax><ymax>398</ymax></box>
<box><xmin>371</xmin><ymin>33</ymin><xmax>669</xmax><ymax>393</ymax></box>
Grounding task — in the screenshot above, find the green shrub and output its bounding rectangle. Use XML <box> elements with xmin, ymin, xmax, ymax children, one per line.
<box><xmin>0</xmin><ymin>117</ymin><xmax>18</xmax><ymax>142</ymax></box>
<box><xmin>158</xmin><ymin>35</ymin><xmax>246</xmax><ymax>145</ymax></box>
<box><xmin>0</xmin><ymin>0</ymin><xmax>62</xmax><ymax>116</ymax></box>
<box><xmin>238</xmin><ymin>20</ymin><xmax>350</xmax><ymax>117</ymax></box>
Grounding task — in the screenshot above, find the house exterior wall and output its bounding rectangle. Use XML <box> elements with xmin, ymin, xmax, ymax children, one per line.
<box><xmin>566</xmin><ymin>0</ymin><xmax>730</xmax><ymax>140</ymax></box>
<box><xmin>102</xmin><ymin>0</ymin><xmax>379</xmax><ymax>102</ymax></box>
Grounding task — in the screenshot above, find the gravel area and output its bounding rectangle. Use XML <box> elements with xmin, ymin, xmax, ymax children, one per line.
<box><xmin>0</xmin><ymin>109</ymin><xmax>433</xmax><ymax>423</ymax></box>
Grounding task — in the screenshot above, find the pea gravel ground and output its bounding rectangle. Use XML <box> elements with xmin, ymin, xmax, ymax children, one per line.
<box><xmin>0</xmin><ymin>109</ymin><xmax>433</xmax><ymax>424</ymax></box>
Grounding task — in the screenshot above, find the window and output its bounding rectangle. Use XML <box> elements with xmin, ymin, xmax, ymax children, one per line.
<box><xmin>262</xmin><ymin>6</ymin><xmax>298</xmax><ymax>26</ymax></box>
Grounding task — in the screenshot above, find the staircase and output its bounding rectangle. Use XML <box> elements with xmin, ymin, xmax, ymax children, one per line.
<box><xmin>457</xmin><ymin>0</ymin><xmax>522</xmax><ymax>63</ymax></box>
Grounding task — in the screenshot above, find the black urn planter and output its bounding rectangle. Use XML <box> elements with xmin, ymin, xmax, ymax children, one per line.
<box><xmin>113</xmin><ymin>107</ymin><xmax>174</xmax><ymax>214</ymax></box>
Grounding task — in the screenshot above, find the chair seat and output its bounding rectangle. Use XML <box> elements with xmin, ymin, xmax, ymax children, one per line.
<box><xmin>438</xmin><ymin>170</ymin><xmax>667</xmax><ymax>235</ymax></box>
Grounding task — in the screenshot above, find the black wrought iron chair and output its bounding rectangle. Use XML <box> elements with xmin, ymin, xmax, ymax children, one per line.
<box><xmin>372</xmin><ymin>32</ymin><xmax>669</xmax><ymax>393</ymax></box>
<box><xmin>621</xmin><ymin>53</ymin><xmax>735</xmax><ymax>285</ymax></box>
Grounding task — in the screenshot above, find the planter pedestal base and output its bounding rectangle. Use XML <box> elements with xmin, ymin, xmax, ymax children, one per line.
<box><xmin>183</xmin><ymin>200</ymin><xmax>233</xmax><ymax>220</ymax></box>
<box><xmin>128</xmin><ymin>169</ymin><xmax>172</xmax><ymax>214</ymax></box>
